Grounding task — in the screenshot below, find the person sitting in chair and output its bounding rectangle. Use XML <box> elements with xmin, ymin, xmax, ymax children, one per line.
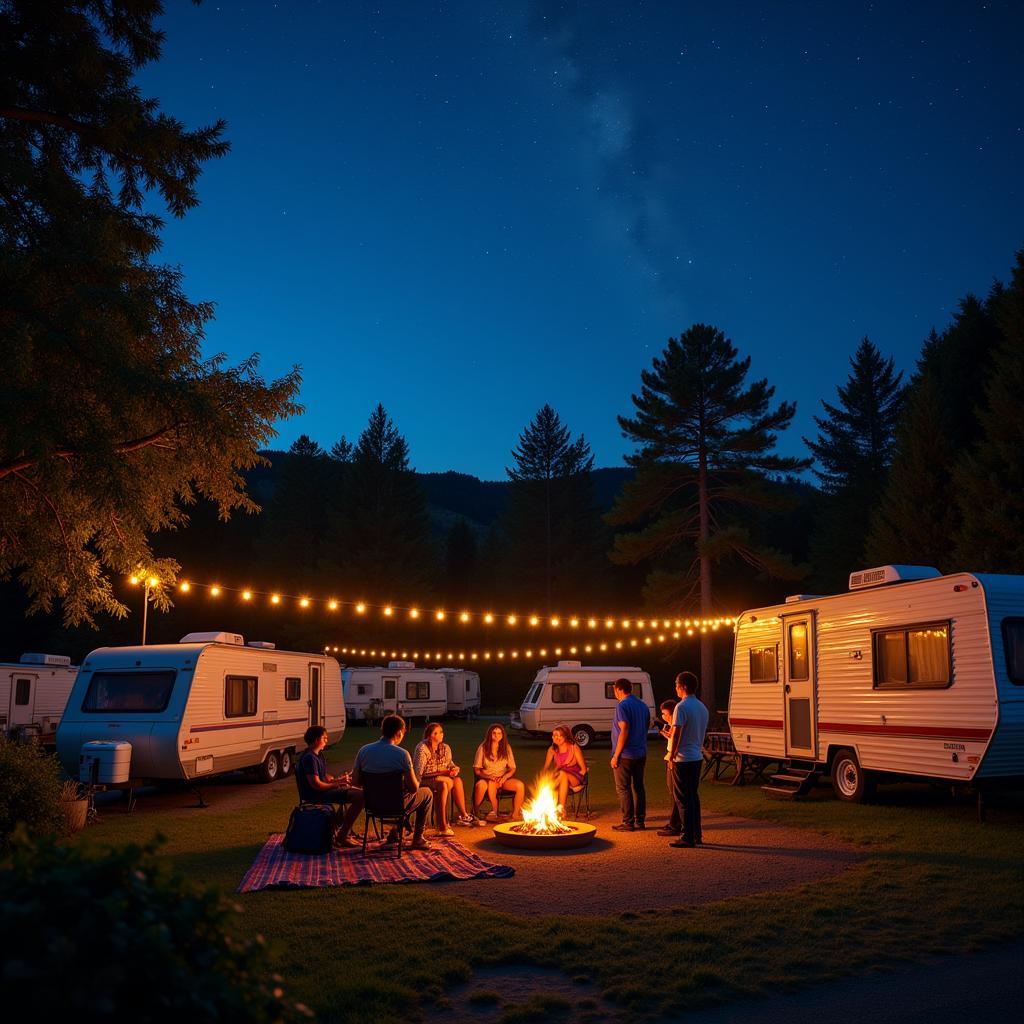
<box><xmin>352</xmin><ymin>714</ymin><xmax>434</xmax><ymax>851</ymax></box>
<box><xmin>472</xmin><ymin>723</ymin><xmax>525</xmax><ymax>821</ymax></box>
<box><xmin>414</xmin><ymin>721</ymin><xmax>481</xmax><ymax>835</ymax></box>
<box><xmin>542</xmin><ymin>725</ymin><xmax>587</xmax><ymax>812</ymax></box>
<box><xmin>297</xmin><ymin>725</ymin><xmax>364</xmax><ymax>848</ymax></box>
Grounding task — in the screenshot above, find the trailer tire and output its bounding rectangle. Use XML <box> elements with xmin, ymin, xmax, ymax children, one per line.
<box><xmin>573</xmin><ymin>725</ymin><xmax>596</xmax><ymax>749</ymax></box>
<box><xmin>279</xmin><ymin>748</ymin><xmax>293</xmax><ymax>777</ymax></box>
<box><xmin>259</xmin><ymin>750</ymin><xmax>281</xmax><ymax>784</ymax></box>
<box><xmin>831</xmin><ymin>748</ymin><xmax>875</xmax><ymax>803</ymax></box>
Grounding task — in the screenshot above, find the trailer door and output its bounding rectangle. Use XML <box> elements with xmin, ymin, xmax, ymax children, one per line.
<box><xmin>9</xmin><ymin>672</ymin><xmax>37</xmax><ymax>728</ymax></box>
<box><xmin>308</xmin><ymin>662</ymin><xmax>323</xmax><ymax>726</ymax></box>
<box><xmin>782</xmin><ymin>614</ymin><xmax>817</xmax><ymax>759</ymax></box>
<box><xmin>383</xmin><ymin>676</ymin><xmax>398</xmax><ymax>712</ymax></box>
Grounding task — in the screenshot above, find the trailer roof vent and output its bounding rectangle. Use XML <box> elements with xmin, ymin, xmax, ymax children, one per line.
<box><xmin>20</xmin><ymin>652</ymin><xmax>72</xmax><ymax>666</ymax></box>
<box><xmin>179</xmin><ymin>631</ymin><xmax>245</xmax><ymax>645</ymax></box>
<box><xmin>388</xmin><ymin>660</ymin><xmax>416</xmax><ymax>669</ymax></box>
<box><xmin>784</xmin><ymin>594</ymin><xmax>822</xmax><ymax>603</ymax></box>
<box><xmin>848</xmin><ymin>565</ymin><xmax>941</xmax><ymax>591</ymax></box>
<box><xmin>247</xmin><ymin>641</ymin><xmax>276</xmax><ymax>650</ymax></box>
<box><xmin>556</xmin><ymin>660</ymin><xmax>583</xmax><ymax>668</ymax></box>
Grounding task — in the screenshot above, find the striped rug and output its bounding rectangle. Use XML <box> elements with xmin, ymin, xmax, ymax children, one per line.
<box><xmin>238</xmin><ymin>835</ymin><xmax>515</xmax><ymax>892</ymax></box>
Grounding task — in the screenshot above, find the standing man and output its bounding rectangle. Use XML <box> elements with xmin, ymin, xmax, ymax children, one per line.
<box><xmin>351</xmin><ymin>714</ymin><xmax>434</xmax><ymax>851</ymax></box>
<box><xmin>666</xmin><ymin>671</ymin><xmax>709</xmax><ymax>848</ymax></box>
<box><xmin>610</xmin><ymin>677</ymin><xmax>650</xmax><ymax>831</ymax></box>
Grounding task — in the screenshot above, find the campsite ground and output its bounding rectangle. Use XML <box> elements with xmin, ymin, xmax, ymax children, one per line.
<box><xmin>79</xmin><ymin>719</ymin><xmax>1024</xmax><ymax>1023</ymax></box>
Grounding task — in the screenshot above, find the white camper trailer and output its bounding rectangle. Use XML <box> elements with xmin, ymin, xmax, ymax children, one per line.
<box><xmin>56</xmin><ymin>632</ymin><xmax>343</xmax><ymax>786</ymax></box>
<box><xmin>342</xmin><ymin>662</ymin><xmax>448</xmax><ymax>723</ymax></box>
<box><xmin>728</xmin><ymin>566</ymin><xmax>1024</xmax><ymax>801</ymax></box>
<box><xmin>510</xmin><ymin>662</ymin><xmax>656</xmax><ymax>748</ymax></box>
<box><xmin>439</xmin><ymin>667</ymin><xmax>481</xmax><ymax>718</ymax></box>
<box><xmin>1</xmin><ymin>653</ymin><xmax>79</xmax><ymax>746</ymax></box>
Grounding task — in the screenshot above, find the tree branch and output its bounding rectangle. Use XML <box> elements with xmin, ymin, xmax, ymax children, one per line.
<box><xmin>0</xmin><ymin>425</ymin><xmax>178</xmax><ymax>479</ymax></box>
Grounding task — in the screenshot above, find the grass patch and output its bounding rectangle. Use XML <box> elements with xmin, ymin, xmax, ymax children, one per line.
<box><xmin>76</xmin><ymin>719</ymin><xmax>1024</xmax><ymax>1022</ymax></box>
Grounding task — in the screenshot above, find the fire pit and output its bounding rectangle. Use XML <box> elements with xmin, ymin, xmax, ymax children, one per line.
<box><xmin>492</xmin><ymin>776</ymin><xmax>598</xmax><ymax>850</ymax></box>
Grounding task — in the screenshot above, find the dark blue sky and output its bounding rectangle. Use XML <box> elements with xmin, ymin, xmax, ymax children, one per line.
<box><xmin>142</xmin><ymin>1</ymin><xmax>1023</xmax><ymax>479</ymax></box>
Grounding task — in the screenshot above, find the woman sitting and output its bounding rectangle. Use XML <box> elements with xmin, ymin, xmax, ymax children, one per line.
<box><xmin>413</xmin><ymin>722</ymin><xmax>478</xmax><ymax>835</ymax></box>
<box><xmin>542</xmin><ymin>724</ymin><xmax>588</xmax><ymax>811</ymax></box>
<box><xmin>472</xmin><ymin>723</ymin><xmax>525</xmax><ymax>821</ymax></box>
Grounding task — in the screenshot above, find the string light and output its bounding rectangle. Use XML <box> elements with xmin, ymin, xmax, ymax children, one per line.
<box><xmin>210</xmin><ymin>585</ymin><xmax>221</xmax><ymax>597</ymax></box>
<box><xmin>242</xmin><ymin>590</ymin><xmax>252</xmax><ymax>601</ymax></box>
<box><xmin>179</xmin><ymin>581</ymin><xmax>190</xmax><ymax>593</ymax></box>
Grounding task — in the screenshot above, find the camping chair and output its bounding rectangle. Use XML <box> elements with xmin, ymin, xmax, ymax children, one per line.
<box><xmin>566</xmin><ymin>772</ymin><xmax>591</xmax><ymax>820</ymax></box>
<box><xmin>359</xmin><ymin>770</ymin><xmax>410</xmax><ymax>858</ymax></box>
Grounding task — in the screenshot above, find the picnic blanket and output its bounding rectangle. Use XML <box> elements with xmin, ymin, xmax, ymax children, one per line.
<box><xmin>238</xmin><ymin>835</ymin><xmax>515</xmax><ymax>893</ymax></box>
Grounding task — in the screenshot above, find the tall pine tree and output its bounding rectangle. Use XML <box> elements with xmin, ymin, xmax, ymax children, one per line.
<box><xmin>609</xmin><ymin>324</ymin><xmax>806</xmax><ymax>709</ymax></box>
<box><xmin>803</xmin><ymin>339</ymin><xmax>904</xmax><ymax>589</ymax></box>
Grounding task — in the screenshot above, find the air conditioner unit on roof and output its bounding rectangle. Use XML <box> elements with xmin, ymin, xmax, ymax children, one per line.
<box><xmin>20</xmin><ymin>653</ymin><xmax>72</xmax><ymax>666</ymax></box>
<box><xmin>848</xmin><ymin>565</ymin><xmax>941</xmax><ymax>591</ymax></box>
<box><xmin>179</xmin><ymin>631</ymin><xmax>244</xmax><ymax>645</ymax></box>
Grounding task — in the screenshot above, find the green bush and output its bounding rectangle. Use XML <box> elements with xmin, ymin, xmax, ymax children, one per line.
<box><xmin>0</xmin><ymin>832</ymin><xmax>310</xmax><ymax>1022</ymax></box>
<box><xmin>0</xmin><ymin>738</ymin><xmax>66</xmax><ymax>855</ymax></box>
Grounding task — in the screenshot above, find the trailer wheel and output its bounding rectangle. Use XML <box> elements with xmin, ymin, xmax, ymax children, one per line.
<box><xmin>279</xmin><ymin>749</ymin><xmax>293</xmax><ymax>778</ymax></box>
<box><xmin>831</xmin><ymin>748</ymin><xmax>875</xmax><ymax>803</ymax></box>
<box><xmin>573</xmin><ymin>725</ymin><xmax>595</xmax><ymax>749</ymax></box>
<box><xmin>259</xmin><ymin>750</ymin><xmax>281</xmax><ymax>784</ymax></box>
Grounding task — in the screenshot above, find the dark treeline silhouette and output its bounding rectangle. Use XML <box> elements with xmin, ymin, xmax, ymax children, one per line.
<box><xmin>2</xmin><ymin>251</ymin><xmax>1022</xmax><ymax>709</ymax></box>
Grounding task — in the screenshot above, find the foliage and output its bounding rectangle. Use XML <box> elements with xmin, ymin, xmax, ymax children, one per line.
<box><xmin>501</xmin><ymin>404</ymin><xmax>607</xmax><ymax>610</ymax></box>
<box><xmin>610</xmin><ymin>324</ymin><xmax>807</xmax><ymax>707</ymax></box>
<box><xmin>0</xmin><ymin>738</ymin><xmax>66</xmax><ymax>856</ymax></box>
<box><xmin>0</xmin><ymin>831</ymin><xmax>309</xmax><ymax>1022</ymax></box>
<box><xmin>0</xmin><ymin>0</ymin><xmax>301</xmax><ymax>626</ymax></box>
<box><xmin>804</xmin><ymin>338</ymin><xmax>905</xmax><ymax>589</ymax></box>
<box><xmin>443</xmin><ymin>517</ymin><xmax>479</xmax><ymax>605</ymax></box>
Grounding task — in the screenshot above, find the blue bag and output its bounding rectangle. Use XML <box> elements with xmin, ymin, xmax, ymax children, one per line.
<box><xmin>283</xmin><ymin>803</ymin><xmax>334</xmax><ymax>854</ymax></box>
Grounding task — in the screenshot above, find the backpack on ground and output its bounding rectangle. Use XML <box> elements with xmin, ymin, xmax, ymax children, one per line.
<box><xmin>283</xmin><ymin>803</ymin><xmax>334</xmax><ymax>854</ymax></box>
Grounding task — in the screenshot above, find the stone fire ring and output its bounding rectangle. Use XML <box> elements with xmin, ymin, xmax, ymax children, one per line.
<box><xmin>492</xmin><ymin>820</ymin><xmax>598</xmax><ymax>850</ymax></box>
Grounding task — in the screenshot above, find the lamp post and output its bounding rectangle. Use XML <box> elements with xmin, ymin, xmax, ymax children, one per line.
<box><xmin>129</xmin><ymin>574</ymin><xmax>159</xmax><ymax>645</ymax></box>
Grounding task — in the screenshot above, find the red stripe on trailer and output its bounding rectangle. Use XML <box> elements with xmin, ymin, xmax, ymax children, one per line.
<box><xmin>190</xmin><ymin>717</ymin><xmax>309</xmax><ymax>733</ymax></box>
<box><xmin>818</xmin><ymin>722</ymin><xmax>992</xmax><ymax>741</ymax></box>
<box><xmin>729</xmin><ymin>717</ymin><xmax>784</xmax><ymax>729</ymax></box>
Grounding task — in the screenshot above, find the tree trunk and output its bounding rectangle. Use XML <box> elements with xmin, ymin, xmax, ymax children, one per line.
<box><xmin>697</xmin><ymin>449</ymin><xmax>716</xmax><ymax>711</ymax></box>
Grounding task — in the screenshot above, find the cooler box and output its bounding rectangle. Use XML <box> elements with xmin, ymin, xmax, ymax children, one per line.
<box><xmin>79</xmin><ymin>740</ymin><xmax>132</xmax><ymax>784</ymax></box>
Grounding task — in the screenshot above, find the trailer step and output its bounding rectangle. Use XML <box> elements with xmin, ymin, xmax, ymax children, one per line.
<box><xmin>761</xmin><ymin>764</ymin><xmax>821</xmax><ymax>799</ymax></box>
<box><xmin>761</xmin><ymin>784</ymin><xmax>804</xmax><ymax>799</ymax></box>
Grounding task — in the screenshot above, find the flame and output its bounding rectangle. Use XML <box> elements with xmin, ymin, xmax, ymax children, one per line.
<box><xmin>512</xmin><ymin>775</ymin><xmax>574</xmax><ymax>836</ymax></box>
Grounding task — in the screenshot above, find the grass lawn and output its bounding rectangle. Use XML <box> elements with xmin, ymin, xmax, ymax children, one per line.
<box><xmin>77</xmin><ymin>719</ymin><xmax>1024</xmax><ymax>1022</ymax></box>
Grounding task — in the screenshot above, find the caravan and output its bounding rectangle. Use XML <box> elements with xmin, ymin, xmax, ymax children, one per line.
<box><xmin>728</xmin><ymin>566</ymin><xmax>1024</xmax><ymax>800</ymax></box>
<box><xmin>510</xmin><ymin>662</ymin><xmax>656</xmax><ymax>748</ymax></box>
<box><xmin>56</xmin><ymin>632</ymin><xmax>343</xmax><ymax>785</ymax></box>
<box><xmin>342</xmin><ymin>662</ymin><xmax>448</xmax><ymax>723</ymax></box>
<box><xmin>1</xmin><ymin>653</ymin><xmax>79</xmax><ymax>746</ymax></box>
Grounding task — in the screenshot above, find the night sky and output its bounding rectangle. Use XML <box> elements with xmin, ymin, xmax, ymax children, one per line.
<box><xmin>141</xmin><ymin>1</ymin><xmax>1023</xmax><ymax>479</ymax></box>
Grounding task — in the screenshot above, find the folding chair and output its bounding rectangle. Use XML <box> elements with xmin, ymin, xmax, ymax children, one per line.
<box><xmin>567</xmin><ymin>772</ymin><xmax>591</xmax><ymax>820</ymax></box>
<box><xmin>359</xmin><ymin>770</ymin><xmax>410</xmax><ymax>858</ymax></box>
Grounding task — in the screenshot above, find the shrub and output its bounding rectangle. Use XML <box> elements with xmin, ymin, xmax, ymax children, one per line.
<box><xmin>0</xmin><ymin>737</ymin><xmax>66</xmax><ymax>855</ymax></box>
<box><xmin>0</xmin><ymin>832</ymin><xmax>310</xmax><ymax>1022</ymax></box>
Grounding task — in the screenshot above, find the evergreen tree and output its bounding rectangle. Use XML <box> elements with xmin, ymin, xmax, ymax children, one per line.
<box><xmin>867</xmin><ymin>296</ymin><xmax>1001</xmax><ymax>567</ymax></box>
<box><xmin>803</xmin><ymin>339</ymin><xmax>905</xmax><ymax>588</ymax></box>
<box><xmin>329</xmin><ymin>436</ymin><xmax>354</xmax><ymax>463</ymax></box>
<box><xmin>443</xmin><ymin>518</ymin><xmax>479</xmax><ymax>606</ymax></box>
<box><xmin>502</xmin><ymin>405</ymin><xmax>605</xmax><ymax>611</ymax></box>
<box><xmin>610</xmin><ymin>324</ymin><xmax>807</xmax><ymax>709</ymax></box>
<box><xmin>0</xmin><ymin>1</ymin><xmax>299</xmax><ymax>625</ymax></box>
<box><xmin>289</xmin><ymin>435</ymin><xmax>325</xmax><ymax>459</ymax></box>
<box><xmin>954</xmin><ymin>251</ymin><xmax>1024</xmax><ymax>570</ymax></box>
<box><xmin>338</xmin><ymin>405</ymin><xmax>434</xmax><ymax>600</ymax></box>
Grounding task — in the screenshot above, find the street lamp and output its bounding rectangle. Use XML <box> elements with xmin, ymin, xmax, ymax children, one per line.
<box><xmin>129</xmin><ymin>574</ymin><xmax>159</xmax><ymax>645</ymax></box>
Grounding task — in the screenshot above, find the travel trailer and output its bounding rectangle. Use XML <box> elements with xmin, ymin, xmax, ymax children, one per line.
<box><xmin>510</xmin><ymin>662</ymin><xmax>656</xmax><ymax>748</ymax></box>
<box><xmin>343</xmin><ymin>662</ymin><xmax>448</xmax><ymax>723</ymax></box>
<box><xmin>728</xmin><ymin>566</ymin><xmax>1024</xmax><ymax>801</ymax></box>
<box><xmin>439</xmin><ymin>667</ymin><xmax>481</xmax><ymax>718</ymax></box>
<box><xmin>1</xmin><ymin>653</ymin><xmax>79</xmax><ymax>746</ymax></box>
<box><xmin>56</xmin><ymin>632</ymin><xmax>343</xmax><ymax>786</ymax></box>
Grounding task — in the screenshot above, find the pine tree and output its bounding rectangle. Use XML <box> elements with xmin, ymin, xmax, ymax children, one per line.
<box><xmin>0</xmin><ymin>1</ymin><xmax>300</xmax><ymax>625</ymax></box>
<box><xmin>502</xmin><ymin>405</ymin><xmax>604</xmax><ymax>611</ymax></box>
<box><xmin>954</xmin><ymin>251</ymin><xmax>1024</xmax><ymax>570</ymax></box>
<box><xmin>289</xmin><ymin>435</ymin><xmax>325</xmax><ymax>459</ymax></box>
<box><xmin>610</xmin><ymin>324</ymin><xmax>807</xmax><ymax>709</ymax></box>
<box><xmin>329</xmin><ymin>436</ymin><xmax>354</xmax><ymax>463</ymax></box>
<box><xmin>867</xmin><ymin>296</ymin><xmax>1001</xmax><ymax>567</ymax></box>
<box><xmin>803</xmin><ymin>339</ymin><xmax>904</xmax><ymax>588</ymax></box>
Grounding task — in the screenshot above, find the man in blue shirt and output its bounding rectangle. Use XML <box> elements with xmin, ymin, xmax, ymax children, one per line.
<box><xmin>666</xmin><ymin>671</ymin><xmax>709</xmax><ymax>848</ymax></box>
<box><xmin>297</xmin><ymin>725</ymin><xmax>364</xmax><ymax>847</ymax></box>
<box><xmin>610</xmin><ymin>677</ymin><xmax>650</xmax><ymax>831</ymax></box>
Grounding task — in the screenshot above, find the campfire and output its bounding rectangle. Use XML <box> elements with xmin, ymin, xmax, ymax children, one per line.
<box><xmin>493</xmin><ymin>776</ymin><xmax>597</xmax><ymax>850</ymax></box>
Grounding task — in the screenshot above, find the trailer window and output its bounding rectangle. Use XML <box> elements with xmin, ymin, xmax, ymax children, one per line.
<box><xmin>356</xmin><ymin>684</ymin><xmax>368</xmax><ymax>696</ymax></box>
<box><xmin>551</xmin><ymin>683</ymin><xmax>579</xmax><ymax>703</ymax></box>
<box><xmin>284</xmin><ymin>677</ymin><xmax>301</xmax><ymax>701</ymax></box>
<box><xmin>525</xmin><ymin>683</ymin><xmax>542</xmax><ymax>705</ymax></box>
<box><xmin>82</xmin><ymin>670</ymin><xmax>176</xmax><ymax>713</ymax></box>
<box><xmin>406</xmin><ymin>680</ymin><xmax>430</xmax><ymax>701</ymax></box>
<box><xmin>1002</xmin><ymin>618</ymin><xmax>1024</xmax><ymax>685</ymax></box>
<box><xmin>14</xmin><ymin>678</ymin><xmax>31</xmax><ymax>705</ymax></box>
<box><xmin>873</xmin><ymin>623</ymin><xmax>951</xmax><ymax>689</ymax></box>
<box><xmin>749</xmin><ymin>646</ymin><xmax>778</xmax><ymax>683</ymax></box>
<box><xmin>788</xmin><ymin>623</ymin><xmax>809</xmax><ymax>681</ymax></box>
<box><xmin>225</xmin><ymin>675</ymin><xmax>258</xmax><ymax>717</ymax></box>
